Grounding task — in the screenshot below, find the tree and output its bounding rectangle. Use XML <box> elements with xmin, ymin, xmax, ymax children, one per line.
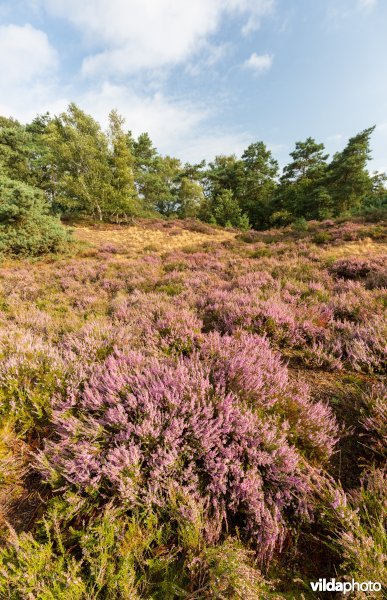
<box><xmin>202</xmin><ymin>189</ymin><xmax>249</xmax><ymax>229</ymax></box>
<box><xmin>239</xmin><ymin>142</ymin><xmax>278</xmax><ymax>229</ymax></box>
<box><xmin>131</xmin><ymin>132</ymin><xmax>163</xmax><ymax>213</ymax></box>
<box><xmin>44</xmin><ymin>103</ymin><xmax>113</xmax><ymax>220</ymax></box>
<box><xmin>326</xmin><ymin>127</ymin><xmax>375</xmax><ymax>215</ymax></box>
<box><xmin>0</xmin><ymin>117</ymin><xmax>36</xmax><ymax>184</ymax></box>
<box><xmin>277</xmin><ymin>137</ymin><xmax>331</xmax><ymax>220</ymax></box>
<box><xmin>107</xmin><ymin>110</ymin><xmax>140</xmax><ymax>220</ymax></box>
<box><xmin>177</xmin><ymin>177</ymin><xmax>204</xmax><ymax>218</ymax></box>
<box><xmin>138</xmin><ymin>155</ymin><xmax>181</xmax><ymax>216</ymax></box>
<box><xmin>204</xmin><ymin>155</ymin><xmax>243</xmax><ymax>200</ymax></box>
<box><xmin>25</xmin><ymin>113</ymin><xmax>53</xmax><ymax>192</ymax></box>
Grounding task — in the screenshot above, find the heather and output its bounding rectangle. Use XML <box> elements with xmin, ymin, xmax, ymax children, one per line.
<box><xmin>0</xmin><ymin>216</ymin><xmax>385</xmax><ymax>597</ymax></box>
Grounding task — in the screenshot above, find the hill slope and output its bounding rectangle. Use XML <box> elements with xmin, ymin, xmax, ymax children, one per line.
<box><xmin>0</xmin><ymin>217</ymin><xmax>385</xmax><ymax>598</ymax></box>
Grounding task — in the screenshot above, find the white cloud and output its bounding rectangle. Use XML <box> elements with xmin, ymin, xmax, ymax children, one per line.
<box><xmin>244</xmin><ymin>52</ymin><xmax>273</xmax><ymax>74</ymax></box>
<box><xmin>78</xmin><ymin>82</ymin><xmax>207</xmax><ymax>149</ymax></box>
<box><xmin>0</xmin><ymin>23</ymin><xmax>58</xmax><ymax>86</ymax></box>
<box><xmin>0</xmin><ymin>2</ymin><xmax>276</xmax><ymax>163</ymax></box>
<box><xmin>77</xmin><ymin>81</ymin><xmax>252</xmax><ymax>162</ymax></box>
<box><xmin>33</xmin><ymin>0</ymin><xmax>274</xmax><ymax>77</ymax></box>
<box><xmin>357</xmin><ymin>0</ymin><xmax>377</xmax><ymax>11</ymax></box>
<box><xmin>185</xmin><ymin>43</ymin><xmax>230</xmax><ymax>76</ymax></box>
<box><xmin>0</xmin><ymin>23</ymin><xmax>63</xmax><ymax>121</ymax></box>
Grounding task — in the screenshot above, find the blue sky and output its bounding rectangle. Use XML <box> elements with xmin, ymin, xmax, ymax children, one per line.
<box><xmin>0</xmin><ymin>0</ymin><xmax>386</xmax><ymax>172</ymax></box>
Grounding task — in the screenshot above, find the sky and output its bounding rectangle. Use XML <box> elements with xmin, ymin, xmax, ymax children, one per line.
<box><xmin>0</xmin><ymin>0</ymin><xmax>386</xmax><ymax>172</ymax></box>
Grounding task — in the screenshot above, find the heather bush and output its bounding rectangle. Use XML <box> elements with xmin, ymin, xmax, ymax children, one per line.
<box><xmin>0</xmin><ymin>422</ymin><xmax>29</xmax><ymax>531</ymax></box>
<box><xmin>0</xmin><ymin>493</ymin><xmax>288</xmax><ymax>599</ymax></box>
<box><xmin>0</xmin><ymin>528</ymin><xmax>87</xmax><ymax>599</ymax></box>
<box><xmin>328</xmin><ymin>281</ymin><xmax>377</xmax><ymax>323</ymax></box>
<box><xmin>329</xmin><ymin>257</ymin><xmax>386</xmax><ymax>284</ymax></box>
<box><xmin>331</xmin><ymin>317</ymin><xmax>386</xmax><ymax>373</ymax></box>
<box><xmin>199</xmin><ymin>289</ymin><xmax>300</xmax><ymax>346</ymax></box>
<box><xmin>110</xmin><ymin>291</ymin><xmax>203</xmax><ymax>356</ymax></box>
<box><xmin>200</xmin><ymin>333</ymin><xmax>338</xmax><ymax>463</ymax></box>
<box><xmin>38</xmin><ymin>348</ymin><xmax>313</xmax><ymax>564</ymax></box>
<box><xmin>0</xmin><ymin>505</ymin><xmax>140</xmax><ymax>599</ymax></box>
<box><xmin>188</xmin><ymin>538</ymin><xmax>286</xmax><ymax>599</ymax></box>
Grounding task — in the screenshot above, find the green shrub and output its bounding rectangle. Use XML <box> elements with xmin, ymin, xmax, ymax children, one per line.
<box><xmin>292</xmin><ymin>217</ymin><xmax>309</xmax><ymax>232</ymax></box>
<box><xmin>312</xmin><ymin>231</ymin><xmax>332</xmax><ymax>245</ymax></box>
<box><xmin>0</xmin><ymin>492</ymin><xmax>286</xmax><ymax>599</ymax></box>
<box><xmin>0</xmin><ymin>176</ymin><xmax>70</xmax><ymax>257</ymax></box>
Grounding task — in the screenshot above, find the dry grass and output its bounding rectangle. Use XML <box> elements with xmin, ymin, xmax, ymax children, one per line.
<box><xmin>321</xmin><ymin>238</ymin><xmax>387</xmax><ymax>259</ymax></box>
<box><xmin>73</xmin><ymin>223</ymin><xmax>236</xmax><ymax>256</ymax></box>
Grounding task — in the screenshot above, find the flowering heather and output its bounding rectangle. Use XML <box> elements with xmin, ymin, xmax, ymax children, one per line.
<box><xmin>39</xmin><ymin>346</ymin><xmax>314</xmax><ymax>563</ymax></box>
<box><xmin>200</xmin><ymin>333</ymin><xmax>338</xmax><ymax>462</ymax></box>
<box><xmin>0</xmin><ymin>217</ymin><xmax>386</xmax><ymax>596</ymax></box>
<box><xmin>329</xmin><ymin>256</ymin><xmax>387</xmax><ymax>290</ymax></box>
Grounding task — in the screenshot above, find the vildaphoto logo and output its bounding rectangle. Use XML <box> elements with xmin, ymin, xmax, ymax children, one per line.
<box><xmin>310</xmin><ymin>578</ymin><xmax>382</xmax><ymax>594</ymax></box>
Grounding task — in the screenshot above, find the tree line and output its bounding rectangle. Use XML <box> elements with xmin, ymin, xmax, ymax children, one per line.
<box><xmin>1</xmin><ymin>103</ymin><xmax>386</xmax><ymax>248</ymax></box>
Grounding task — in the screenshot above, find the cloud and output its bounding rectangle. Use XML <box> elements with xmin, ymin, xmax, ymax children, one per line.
<box><xmin>185</xmin><ymin>43</ymin><xmax>230</xmax><ymax>76</ymax></box>
<box><xmin>0</xmin><ymin>23</ymin><xmax>63</xmax><ymax>121</ymax></box>
<box><xmin>244</xmin><ymin>52</ymin><xmax>273</xmax><ymax>74</ymax></box>
<box><xmin>33</xmin><ymin>0</ymin><xmax>274</xmax><ymax>77</ymax></box>
<box><xmin>0</xmin><ymin>2</ymin><xmax>276</xmax><ymax>163</ymax></box>
<box><xmin>77</xmin><ymin>81</ymin><xmax>252</xmax><ymax>162</ymax></box>
<box><xmin>78</xmin><ymin>82</ymin><xmax>207</xmax><ymax>148</ymax></box>
<box><xmin>0</xmin><ymin>23</ymin><xmax>58</xmax><ymax>86</ymax></box>
<box><xmin>357</xmin><ymin>0</ymin><xmax>377</xmax><ymax>11</ymax></box>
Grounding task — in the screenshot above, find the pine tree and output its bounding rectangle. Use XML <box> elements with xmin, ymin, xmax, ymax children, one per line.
<box><xmin>326</xmin><ymin>126</ymin><xmax>375</xmax><ymax>215</ymax></box>
<box><xmin>277</xmin><ymin>137</ymin><xmax>331</xmax><ymax>220</ymax></box>
<box><xmin>205</xmin><ymin>189</ymin><xmax>249</xmax><ymax>229</ymax></box>
<box><xmin>239</xmin><ymin>142</ymin><xmax>278</xmax><ymax>229</ymax></box>
<box><xmin>205</xmin><ymin>155</ymin><xmax>243</xmax><ymax>200</ymax></box>
<box><xmin>0</xmin><ymin>175</ymin><xmax>68</xmax><ymax>255</ymax></box>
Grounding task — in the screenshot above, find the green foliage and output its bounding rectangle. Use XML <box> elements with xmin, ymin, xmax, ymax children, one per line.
<box><xmin>203</xmin><ymin>188</ymin><xmax>250</xmax><ymax>229</ymax></box>
<box><xmin>270</xmin><ymin>209</ymin><xmax>293</xmax><ymax>226</ymax></box>
<box><xmin>0</xmin><ymin>104</ymin><xmax>384</xmax><ymax>232</ymax></box>
<box><xmin>276</xmin><ymin>137</ymin><xmax>332</xmax><ymax>220</ymax></box>
<box><xmin>240</xmin><ymin>141</ymin><xmax>279</xmax><ymax>229</ymax></box>
<box><xmin>312</xmin><ymin>230</ymin><xmax>332</xmax><ymax>244</ymax></box>
<box><xmin>0</xmin><ymin>504</ymin><xmax>141</xmax><ymax>599</ymax></box>
<box><xmin>45</xmin><ymin>104</ymin><xmax>115</xmax><ymax>220</ymax></box>
<box><xmin>107</xmin><ymin>109</ymin><xmax>141</xmax><ymax>221</ymax></box>
<box><xmin>291</xmin><ymin>217</ymin><xmax>309</xmax><ymax>232</ymax></box>
<box><xmin>319</xmin><ymin>470</ymin><xmax>387</xmax><ymax>597</ymax></box>
<box><xmin>177</xmin><ymin>176</ymin><xmax>204</xmax><ymax>218</ymax></box>
<box><xmin>204</xmin><ymin>154</ymin><xmax>242</xmax><ymax>200</ymax></box>
<box><xmin>0</xmin><ymin>492</ymin><xmax>284</xmax><ymax>599</ymax></box>
<box><xmin>0</xmin><ymin>175</ymin><xmax>69</xmax><ymax>256</ymax></box>
<box><xmin>327</xmin><ymin>127</ymin><xmax>375</xmax><ymax>215</ymax></box>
